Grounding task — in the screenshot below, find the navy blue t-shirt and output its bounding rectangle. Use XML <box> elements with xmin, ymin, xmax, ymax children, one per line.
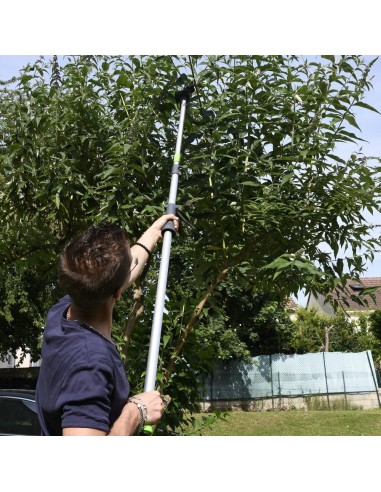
<box><xmin>36</xmin><ymin>296</ymin><xmax>130</xmax><ymax>435</ymax></box>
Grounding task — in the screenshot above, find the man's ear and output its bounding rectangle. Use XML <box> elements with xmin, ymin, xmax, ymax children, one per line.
<box><xmin>113</xmin><ymin>286</ymin><xmax>123</xmax><ymax>301</ymax></box>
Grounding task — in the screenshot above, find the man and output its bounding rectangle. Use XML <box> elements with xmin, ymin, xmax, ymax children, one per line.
<box><xmin>36</xmin><ymin>214</ymin><xmax>179</xmax><ymax>436</ymax></box>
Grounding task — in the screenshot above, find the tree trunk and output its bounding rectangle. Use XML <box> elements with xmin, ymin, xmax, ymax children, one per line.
<box><xmin>121</xmin><ymin>264</ymin><xmax>150</xmax><ymax>360</ymax></box>
<box><xmin>325</xmin><ymin>325</ymin><xmax>333</xmax><ymax>352</ymax></box>
<box><xmin>163</xmin><ymin>268</ymin><xmax>229</xmax><ymax>385</ymax></box>
<box><xmin>121</xmin><ymin>284</ymin><xmax>144</xmax><ymax>359</ymax></box>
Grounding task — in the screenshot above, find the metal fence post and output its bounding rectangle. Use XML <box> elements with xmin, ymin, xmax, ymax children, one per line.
<box><xmin>270</xmin><ymin>355</ymin><xmax>274</xmax><ymax>410</ymax></box>
<box><xmin>366</xmin><ymin>350</ymin><xmax>381</xmax><ymax>409</ymax></box>
<box><xmin>210</xmin><ymin>366</ymin><xmax>214</xmax><ymax>409</ymax></box>
<box><xmin>342</xmin><ymin>371</ymin><xmax>348</xmax><ymax>410</ymax></box>
<box><xmin>322</xmin><ymin>352</ymin><xmax>330</xmax><ymax>409</ymax></box>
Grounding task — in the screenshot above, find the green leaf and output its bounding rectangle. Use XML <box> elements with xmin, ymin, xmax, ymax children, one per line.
<box><xmin>281</xmin><ymin>172</ymin><xmax>293</xmax><ymax>186</ymax></box>
<box><xmin>344</xmin><ymin>114</ymin><xmax>361</xmax><ymax>131</ymax></box>
<box><xmin>327</xmin><ymin>153</ymin><xmax>345</xmax><ymax>164</ymax></box>
<box><xmin>262</xmin><ymin>257</ymin><xmax>292</xmax><ymax>270</ymax></box>
<box><xmin>321</xmin><ymin>55</ymin><xmax>336</xmax><ymax>63</ymax></box>
<box><xmin>354</xmin><ymin>101</ymin><xmax>381</xmax><ymax>114</ymax></box>
<box><xmin>116</xmin><ymin>74</ymin><xmax>132</xmax><ymax>88</ymax></box>
<box><xmin>162</xmin><ymin>334</ymin><xmax>171</xmax><ymax>347</ymax></box>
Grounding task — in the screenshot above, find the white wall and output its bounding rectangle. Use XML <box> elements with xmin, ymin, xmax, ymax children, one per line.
<box><xmin>0</xmin><ymin>350</ymin><xmax>40</xmax><ymax>368</ymax></box>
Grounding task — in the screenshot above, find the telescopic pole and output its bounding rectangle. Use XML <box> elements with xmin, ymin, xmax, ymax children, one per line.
<box><xmin>144</xmin><ymin>85</ymin><xmax>194</xmax><ymax>393</ymax></box>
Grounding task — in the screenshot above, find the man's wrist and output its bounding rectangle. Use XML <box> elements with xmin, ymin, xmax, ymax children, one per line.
<box><xmin>128</xmin><ymin>397</ymin><xmax>147</xmax><ymax>435</ymax></box>
<box><xmin>133</xmin><ymin>242</ymin><xmax>152</xmax><ymax>258</ymax></box>
<box><xmin>107</xmin><ymin>400</ymin><xmax>142</xmax><ymax>436</ymax></box>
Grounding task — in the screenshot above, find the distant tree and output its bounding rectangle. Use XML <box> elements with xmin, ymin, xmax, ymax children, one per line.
<box><xmin>188</xmin><ymin>281</ymin><xmax>295</xmax><ymax>361</ymax></box>
<box><xmin>291</xmin><ymin>307</ymin><xmax>328</xmax><ymax>353</ymax></box>
<box><xmin>367</xmin><ymin>310</ymin><xmax>381</xmax><ymax>363</ymax></box>
<box><xmin>221</xmin><ymin>287</ymin><xmax>295</xmax><ymax>356</ymax></box>
<box><xmin>369</xmin><ymin>309</ymin><xmax>381</xmax><ymax>340</ymax></box>
<box><xmin>291</xmin><ymin>307</ymin><xmax>378</xmax><ymax>354</ymax></box>
<box><xmin>0</xmin><ymin>265</ymin><xmax>60</xmax><ymax>364</ymax></box>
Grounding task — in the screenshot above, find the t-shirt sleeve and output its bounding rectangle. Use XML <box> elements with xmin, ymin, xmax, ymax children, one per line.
<box><xmin>58</xmin><ymin>362</ymin><xmax>115</xmax><ymax>432</ymax></box>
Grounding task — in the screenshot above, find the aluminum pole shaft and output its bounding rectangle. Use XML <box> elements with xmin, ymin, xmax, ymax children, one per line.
<box><xmin>144</xmin><ymin>98</ymin><xmax>188</xmax><ymax>392</ymax></box>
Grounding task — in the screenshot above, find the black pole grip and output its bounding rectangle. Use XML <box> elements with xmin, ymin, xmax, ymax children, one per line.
<box><xmin>162</xmin><ymin>203</ymin><xmax>177</xmax><ymax>235</ymax></box>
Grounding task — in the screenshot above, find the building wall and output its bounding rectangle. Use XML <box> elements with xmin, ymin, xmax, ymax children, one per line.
<box><xmin>307</xmin><ymin>292</ymin><xmax>335</xmax><ymax>316</ymax></box>
<box><xmin>200</xmin><ymin>391</ymin><xmax>381</xmax><ymax>412</ymax></box>
<box><xmin>0</xmin><ymin>350</ymin><xmax>40</xmax><ymax>369</ymax></box>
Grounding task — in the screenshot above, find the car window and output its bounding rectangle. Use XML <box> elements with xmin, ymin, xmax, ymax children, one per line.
<box><xmin>22</xmin><ymin>399</ymin><xmax>37</xmax><ymax>413</ymax></box>
<box><xmin>0</xmin><ymin>397</ymin><xmax>41</xmax><ymax>436</ymax></box>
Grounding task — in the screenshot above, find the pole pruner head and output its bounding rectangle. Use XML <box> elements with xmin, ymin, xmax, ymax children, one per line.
<box><xmin>175</xmin><ymin>84</ymin><xmax>195</xmax><ymax>103</ymax></box>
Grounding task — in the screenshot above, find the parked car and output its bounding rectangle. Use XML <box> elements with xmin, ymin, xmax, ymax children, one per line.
<box><xmin>0</xmin><ymin>389</ymin><xmax>41</xmax><ymax>436</ymax></box>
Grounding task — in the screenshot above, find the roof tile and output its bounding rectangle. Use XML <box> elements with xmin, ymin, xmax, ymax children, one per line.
<box><xmin>332</xmin><ymin>277</ymin><xmax>381</xmax><ymax>311</ymax></box>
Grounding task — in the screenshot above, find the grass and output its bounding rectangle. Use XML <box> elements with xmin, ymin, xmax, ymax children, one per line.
<box><xmin>182</xmin><ymin>409</ymin><xmax>381</xmax><ymax>436</ymax></box>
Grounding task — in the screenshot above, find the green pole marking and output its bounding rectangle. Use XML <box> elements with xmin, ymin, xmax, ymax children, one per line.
<box><xmin>173</xmin><ymin>153</ymin><xmax>181</xmax><ymax>163</ymax></box>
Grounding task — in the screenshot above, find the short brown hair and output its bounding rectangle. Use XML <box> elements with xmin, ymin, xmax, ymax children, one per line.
<box><xmin>59</xmin><ymin>222</ymin><xmax>131</xmax><ymax>309</ymax></box>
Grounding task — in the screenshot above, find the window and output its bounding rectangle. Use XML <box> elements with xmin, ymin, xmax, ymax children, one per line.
<box><xmin>0</xmin><ymin>397</ymin><xmax>40</xmax><ymax>435</ymax></box>
<box><xmin>6</xmin><ymin>351</ymin><xmax>13</xmax><ymax>367</ymax></box>
<box><xmin>350</xmin><ymin>283</ymin><xmax>364</xmax><ymax>291</ymax></box>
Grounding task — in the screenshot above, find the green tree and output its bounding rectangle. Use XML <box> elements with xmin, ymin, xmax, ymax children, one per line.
<box><xmin>369</xmin><ymin>309</ymin><xmax>381</xmax><ymax>340</ymax></box>
<box><xmin>1</xmin><ymin>55</ymin><xmax>381</xmax><ymax>431</ymax></box>
<box><xmin>291</xmin><ymin>307</ymin><xmax>328</xmax><ymax>353</ymax></box>
<box><xmin>210</xmin><ymin>281</ymin><xmax>295</xmax><ymax>356</ymax></box>
<box><xmin>0</xmin><ymin>265</ymin><xmax>59</xmax><ymax>364</ymax></box>
<box><xmin>182</xmin><ymin>281</ymin><xmax>295</xmax><ymax>361</ymax></box>
<box><xmin>291</xmin><ymin>307</ymin><xmax>378</xmax><ymax>354</ymax></box>
<box><xmin>368</xmin><ymin>310</ymin><xmax>381</xmax><ymax>362</ymax></box>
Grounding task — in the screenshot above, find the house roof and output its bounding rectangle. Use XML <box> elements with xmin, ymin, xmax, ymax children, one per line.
<box><xmin>332</xmin><ymin>277</ymin><xmax>381</xmax><ymax>312</ymax></box>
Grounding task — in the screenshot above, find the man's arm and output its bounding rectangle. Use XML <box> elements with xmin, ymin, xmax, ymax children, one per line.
<box><xmin>63</xmin><ymin>428</ymin><xmax>107</xmax><ymax>436</ymax></box>
<box><xmin>62</xmin><ymin>390</ymin><xmax>163</xmax><ymax>436</ymax></box>
<box><xmin>126</xmin><ymin>214</ymin><xmax>179</xmax><ymax>287</ymax></box>
<box><xmin>63</xmin><ymin>400</ymin><xmax>140</xmax><ymax>436</ymax></box>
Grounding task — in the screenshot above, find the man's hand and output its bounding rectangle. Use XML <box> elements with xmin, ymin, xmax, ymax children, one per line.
<box><xmin>107</xmin><ymin>390</ymin><xmax>166</xmax><ymax>436</ymax></box>
<box><xmin>124</xmin><ymin>214</ymin><xmax>179</xmax><ymax>288</ymax></box>
<box><xmin>143</xmin><ymin>213</ymin><xmax>180</xmax><ymax>242</ymax></box>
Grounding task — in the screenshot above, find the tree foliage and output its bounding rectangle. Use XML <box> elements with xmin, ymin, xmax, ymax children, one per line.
<box><xmin>1</xmin><ymin>55</ymin><xmax>381</xmax><ymax>431</ymax></box>
<box><xmin>369</xmin><ymin>309</ymin><xmax>381</xmax><ymax>340</ymax></box>
<box><xmin>291</xmin><ymin>307</ymin><xmax>379</xmax><ymax>355</ymax></box>
<box><xmin>201</xmin><ymin>279</ymin><xmax>296</xmax><ymax>357</ymax></box>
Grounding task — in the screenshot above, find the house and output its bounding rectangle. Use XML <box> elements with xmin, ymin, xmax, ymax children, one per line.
<box><xmin>0</xmin><ymin>350</ymin><xmax>40</xmax><ymax>369</ymax></box>
<box><xmin>307</xmin><ymin>277</ymin><xmax>381</xmax><ymax>319</ymax></box>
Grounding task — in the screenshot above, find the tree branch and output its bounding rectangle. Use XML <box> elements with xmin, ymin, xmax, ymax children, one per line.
<box><xmin>163</xmin><ymin>268</ymin><xmax>229</xmax><ymax>385</ymax></box>
<box><xmin>120</xmin><ymin>264</ymin><xmax>151</xmax><ymax>359</ymax></box>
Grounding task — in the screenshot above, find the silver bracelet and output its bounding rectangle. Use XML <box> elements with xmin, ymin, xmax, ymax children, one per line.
<box><xmin>129</xmin><ymin>396</ymin><xmax>148</xmax><ymax>416</ymax></box>
<box><xmin>128</xmin><ymin>397</ymin><xmax>147</xmax><ymax>435</ymax></box>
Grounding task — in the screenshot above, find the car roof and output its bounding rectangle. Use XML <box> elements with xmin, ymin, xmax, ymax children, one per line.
<box><xmin>0</xmin><ymin>389</ymin><xmax>36</xmax><ymax>399</ymax></box>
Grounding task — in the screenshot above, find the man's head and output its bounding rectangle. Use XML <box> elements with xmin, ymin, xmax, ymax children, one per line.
<box><xmin>59</xmin><ymin>222</ymin><xmax>132</xmax><ymax>309</ymax></box>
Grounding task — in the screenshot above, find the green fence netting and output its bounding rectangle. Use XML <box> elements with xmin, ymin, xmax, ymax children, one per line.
<box><xmin>201</xmin><ymin>350</ymin><xmax>379</xmax><ymax>401</ymax></box>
